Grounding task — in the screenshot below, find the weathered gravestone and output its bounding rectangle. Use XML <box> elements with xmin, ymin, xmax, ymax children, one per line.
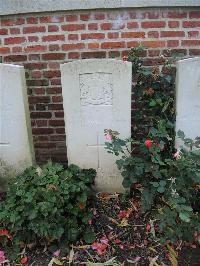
<box><xmin>0</xmin><ymin>63</ymin><xmax>35</xmax><ymax>187</ymax></box>
<box><xmin>61</xmin><ymin>59</ymin><xmax>132</xmax><ymax>192</ymax></box>
<box><xmin>176</xmin><ymin>57</ymin><xmax>200</xmax><ymax>148</ymax></box>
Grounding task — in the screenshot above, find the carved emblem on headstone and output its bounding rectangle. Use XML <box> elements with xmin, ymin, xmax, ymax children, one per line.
<box><xmin>79</xmin><ymin>72</ymin><xmax>113</xmax><ymax>106</ymax></box>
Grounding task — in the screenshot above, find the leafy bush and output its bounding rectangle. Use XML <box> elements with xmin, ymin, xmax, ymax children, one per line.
<box><xmin>105</xmin><ymin>48</ymin><xmax>200</xmax><ymax>243</ymax></box>
<box><xmin>0</xmin><ymin>162</ymin><xmax>96</xmax><ymax>255</ymax></box>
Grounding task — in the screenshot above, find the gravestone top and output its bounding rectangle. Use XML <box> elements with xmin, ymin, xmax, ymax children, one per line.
<box><xmin>61</xmin><ymin>59</ymin><xmax>132</xmax><ymax>192</ymax></box>
<box><xmin>176</xmin><ymin>57</ymin><xmax>200</xmax><ymax>148</ymax></box>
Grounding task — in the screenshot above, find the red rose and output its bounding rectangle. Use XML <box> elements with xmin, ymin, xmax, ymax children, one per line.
<box><xmin>122</xmin><ymin>56</ymin><xmax>128</xmax><ymax>61</ymax></box>
<box><xmin>145</xmin><ymin>139</ymin><xmax>152</xmax><ymax>149</ymax></box>
<box><xmin>146</xmin><ymin>223</ymin><xmax>151</xmax><ymax>232</ymax></box>
<box><xmin>20</xmin><ymin>256</ymin><xmax>28</xmax><ymax>264</ymax></box>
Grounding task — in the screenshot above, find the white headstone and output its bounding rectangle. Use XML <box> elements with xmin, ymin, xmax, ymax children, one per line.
<box><xmin>0</xmin><ymin>63</ymin><xmax>35</xmax><ymax>182</ymax></box>
<box><xmin>61</xmin><ymin>59</ymin><xmax>132</xmax><ymax>192</ymax></box>
<box><xmin>176</xmin><ymin>57</ymin><xmax>200</xmax><ymax>148</ymax></box>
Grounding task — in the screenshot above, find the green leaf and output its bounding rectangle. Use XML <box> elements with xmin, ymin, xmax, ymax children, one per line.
<box><xmin>179</xmin><ymin>212</ymin><xmax>191</xmax><ymax>223</ymax></box>
<box><xmin>83</xmin><ymin>229</ymin><xmax>96</xmax><ymax>244</ymax></box>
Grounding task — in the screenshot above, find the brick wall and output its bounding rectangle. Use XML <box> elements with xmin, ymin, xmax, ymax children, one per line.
<box><xmin>0</xmin><ymin>7</ymin><xmax>200</xmax><ymax>165</ymax></box>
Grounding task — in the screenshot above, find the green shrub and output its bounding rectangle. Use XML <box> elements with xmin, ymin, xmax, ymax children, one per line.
<box><xmin>0</xmin><ymin>162</ymin><xmax>96</xmax><ymax>251</ymax></box>
<box><xmin>104</xmin><ymin>48</ymin><xmax>200</xmax><ymax>243</ymax></box>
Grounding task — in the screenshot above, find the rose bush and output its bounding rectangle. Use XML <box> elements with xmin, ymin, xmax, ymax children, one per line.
<box><xmin>105</xmin><ymin>48</ymin><xmax>200</xmax><ymax>243</ymax></box>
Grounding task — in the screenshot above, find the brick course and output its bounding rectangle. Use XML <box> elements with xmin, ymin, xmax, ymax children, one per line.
<box><xmin>0</xmin><ymin>8</ymin><xmax>200</xmax><ymax>165</ymax></box>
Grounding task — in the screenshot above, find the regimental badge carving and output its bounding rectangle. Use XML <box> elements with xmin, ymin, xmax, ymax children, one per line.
<box><xmin>79</xmin><ymin>72</ymin><xmax>113</xmax><ymax>105</ymax></box>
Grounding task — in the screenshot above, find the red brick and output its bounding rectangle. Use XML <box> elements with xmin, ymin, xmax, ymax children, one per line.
<box><xmin>27</xmin><ymin>79</ymin><xmax>49</xmax><ymax>86</ymax></box>
<box><xmin>101</xmin><ymin>42</ymin><xmax>125</xmax><ymax>49</ymax></box>
<box><xmin>148</xmin><ymin>50</ymin><xmax>160</xmax><ymax>57</ymax></box>
<box><xmin>0</xmin><ymin>47</ymin><xmax>10</xmax><ymax>54</ymax></box>
<box><xmin>24</xmin><ymin>45</ymin><xmax>47</xmax><ymax>52</ymax></box>
<box><xmin>48</xmin><ymin>62</ymin><xmax>60</xmax><ymax>69</ymax></box>
<box><xmin>62</xmin><ymin>43</ymin><xmax>85</xmax><ymax>50</ymax></box>
<box><xmin>182</xmin><ymin>40</ymin><xmax>200</xmax><ymax>46</ymax></box>
<box><xmin>36</xmin><ymin>120</ymin><xmax>48</xmax><ymax>127</ymax></box>
<box><xmin>188</xmin><ymin>31</ymin><xmax>199</xmax><ymax>38</ymax></box>
<box><xmin>52</xmin><ymin>96</ymin><xmax>63</xmax><ymax>102</ymax></box>
<box><xmin>1</xmin><ymin>18</ymin><xmax>25</xmax><ymax>26</ymax></box>
<box><xmin>100</xmin><ymin>23</ymin><xmax>112</xmax><ymax>30</ymax></box>
<box><xmin>36</xmin><ymin>104</ymin><xmax>46</xmax><ymax>111</ymax></box>
<box><xmin>50</xmin><ymin>79</ymin><xmax>61</xmax><ymax>86</ymax></box>
<box><xmin>108</xmin><ymin>32</ymin><xmax>119</xmax><ymax>39</ymax></box>
<box><xmin>4</xmin><ymin>55</ymin><xmax>27</xmax><ymax>62</ymax></box>
<box><xmin>88</xmin><ymin>23</ymin><xmax>98</xmax><ymax>30</ymax></box>
<box><xmin>94</xmin><ymin>13</ymin><xmax>105</xmax><ymax>20</ymax></box>
<box><xmin>49</xmin><ymin>120</ymin><xmax>65</xmax><ymax>126</ymax></box>
<box><xmin>80</xmin><ymin>14</ymin><xmax>90</xmax><ymax>21</ymax></box>
<box><xmin>12</xmin><ymin>47</ymin><xmax>22</xmax><ymax>53</ymax></box>
<box><xmin>55</xmin><ymin>128</ymin><xmax>65</xmax><ymax>134</ymax></box>
<box><xmin>23</xmin><ymin>26</ymin><xmax>46</xmax><ymax>34</ymax></box>
<box><xmin>48</xmin><ymin>25</ymin><xmax>59</xmax><ymax>32</ymax></box>
<box><xmin>141</xmin><ymin>41</ymin><xmax>165</xmax><ymax>48</ymax></box>
<box><xmin>121</xmin><ymin>32</ymin><xmax>145</xmax><ymax>38</ymax></box>
<box><xmin>127</xmin><ymin>41</ymin><xmax>140</xmax><ymax>48</ymax></box>
<box><xmin>88</xmin><ymin>43</ymin><xmax>99</xmax><ymax>49</ymax></box>
<box><xmin>148</xmin><ymin>31</ymin><xmax>159</xmax><ymax>38</ymax></box>
<box><xmin>81</xmin><ymin>51</ymin><xmax>106</xmax><ymax>59</ymax></box>
<box><xmin>168</xmin><ymin>21</ymin><xmax>180</xmax><ymax>28</ymax></box>
<box><xmin>167</xmin><ymin>40</ymin><xmax>179</xmax><ymax>47</ymax></box>
<box><xmin>50</xmin><ymin>135</ymin><xmax>65</xmax><ymax>141</ymax></box>
<box><xmin>42</xmin><ymin>53</ymin><xmax>65</xmax><ymax>60</ymax></box>
<box><xmin>108</xmin><ymin>51</ymin><xmax>120</xmax><ymax>58</ymax></box>
<box><xmin>141</xmin><ymin>21</ymin><xmax>166</xmax><ymax>28</ymax></box>
<box><xmin>28</xmin><ymin>54</ymin><xmax>40</xmax><ymax>61</ymax></box>
<box><xmin>189</xmin><ymin>11</ymin><xmax>200</xmax><ymax>19</ymax></box>
<box><xmin>10</xmin><ymin>28</ymin><xmax>20</xmax><ymax>34</ymax></box>
<box><xmin>81</xmin><ymin>33</ymin><xmax>105</xmax><ymax>40</ymax></box>
<box><xmin>61</xmin><ymin>24</ymin><xmax>85</xmax><ymax>31</ymax></box>
<box><xmin>32</xmin><ymin>128</ymin><xmax>54</xmax><ymax>135</ymax></box>
<box><xmin>160</xmin><ymin>31</ymin><xmax>185</xmax><ymax>37</ymax></box>
<box><xmin>39</xmin><ymin>16</ymin><xmax>64</xmax><ymax>23</ymax></box>
<box><xmin>189</xmin><ymin>49</ymin><xmax>200</xmax><ymax>56</ymax></box>
<box><xmin>47</xmin><ymin>87</ymin><xmax>62</xmax><ymax>94</ymax></box>
<box><xmin>68</xmin><ymin>34</ymin><xmax>78</xmax><ymax>40</ymax></box>
<box><xmin>31</xmin><ymin>112</ymin><xmax>52</xmax><ymax>119</ymax></box>
<box><xmin>43</xmin><ymin>70</ymin><xmax>61</xmax><ymax>78</ymax></box>
<box><xmin>65</xmin><ymin>15</ymin><xmax>78</xmax><ymax>22</ymax></box>
<box><xmin>0</xmin><ymin>28</ymin><xmax>8</xmax><ymax>35</ymax></box>
<box><xmin>42</xmin><ymin>35</ymin><xmax>65</xmax><ymax>42</ymax></box>
<box><xmin>146</xmin><ymin>11</ymin><xmax>160</xmax><ymax>19</ymax></box>
<box><xmin>26</xmin><ymin>17</ymin><xmax>38</xmax><ymax>24</ymax></box>
<box><xmin>48</xmin><ymin>104</ymin><xmax>63</xmax><ymax>110</ymax></box>
<box><xmin>127</xmin><ymin>22</ymin><xmax>139</xmax><ymax>29</ymax></box>
<box><xmin>4</xmin><ymin>37</ymin><xmax>26</xmax><ymax>45</ymax></box>
<box><xmin>25</xmin><ymin>63</ymin><xmax>47</xmax><ymax>70</ymax></box>
<box><xmin>68</xmin><ymin>52</ymin><xmax>80</xmax><ymax>59</ymax></box>
<box><xmin>55</xmin><ymin>112</ymin><xmax>64</xmax><ymax>118</ymax></box>
<box><xmin>183</xmin><ymin>21</ymin><xmax>200</xmax><ymax>28</ymax></box>
<box><xmin>164</xmin><ymin>11</ymin><xmax>187</xmax><ymax>18</ymax></box>
<box><xmin>32</xmin><ymin>87</ymin><xmax>45</xmax><ymax>94</ymax></box>
<box><xmin>28</xmin><ymin>36</ymin><xmax>39</xmax><ymax>42</ymax></box>
<box><xmin>29</xmin><ymin>96</ymin><xmax>50</xmax><ymax>104</ymax></box>
<box><xmin>31</xmin><ymin>71</ymin><xmax>42</xmax><ymax>78</ymax></box>
<box><xmin>49</xmin><ymin>44</ymin><xmax>60</xmax><ymax>51</ymax></box>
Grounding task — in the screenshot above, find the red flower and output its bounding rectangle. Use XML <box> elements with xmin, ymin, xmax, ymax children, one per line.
<box><xmin>122</xmin><ymin>56</ymin><xmax>128</xmax><ymax>61</ymax></box>
<box><xmin>91</xmin><ymin>242</ymin><xmax>108</xmax><ymax>255</ymax></box>
<box><xmin>145</xmin><ymin>139</ymin><xmax>152</xmax><ymax>149</ymax></box>
<box><xmin>20</xmin><ymin>256</ymin><xmax>28</xmax><ymax>264</ymax></box>
<box><xmin>146</xmin><ymin>224</ymin><xmax>151</xmax><ymax>232</ymax></box>
<box><xmin>0</xmin><ymin>229</ymin><xmax>13</xmax><ymax>240</ymax></box>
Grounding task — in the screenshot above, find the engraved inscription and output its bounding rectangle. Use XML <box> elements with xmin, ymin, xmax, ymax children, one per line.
<box><xmin>79</xmin><ymin>72</ymin><xmax>113</xmax><ymax>106</ymax></box>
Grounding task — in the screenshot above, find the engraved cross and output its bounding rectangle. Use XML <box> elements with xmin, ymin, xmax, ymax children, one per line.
<box><xmin>87</xmin><ymin>133</ymin><xmax>106</xmax><ymax>168</ymax></box>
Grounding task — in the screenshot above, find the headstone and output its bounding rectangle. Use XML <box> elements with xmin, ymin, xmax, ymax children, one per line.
<box><xmin>0</xmin><ymin>63</ymin><xmax>35</xmax><ymax>186</ymax></box>
<box><xmin>176</xmin><ymin>57</ymin><xmax>200</xmax><ymax>148</ymax></box>
<box><xmin>61</xmin><ymin>59</ymin><xmax>132</xmax><ymax>192</ymax></box>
